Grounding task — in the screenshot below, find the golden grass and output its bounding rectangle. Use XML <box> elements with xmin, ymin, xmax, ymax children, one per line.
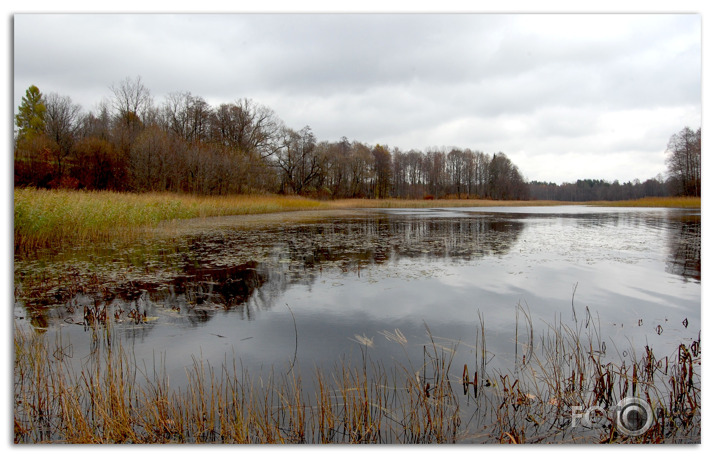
<box><xmin>14</xmin><ymin>189</ymin><xmax>700</xmax><ymax>255</ymax></box>
<box><xmin>14</xmin><ymin>188</ymin><xmax>326</xmax><ymax>253</ymax></box>
<box><xmin>586</xmin><ymin>196</ymin><xmax>701</xmax><ymax>208</ymax></box>
<box><xmin>13</xmin><ymin>316</ymin><xmax>700</xmax><ymax>444</ymax></box>
<box><xmin>13</xmin><ymin>324</ymin><xmax>461</xmax><ymax>444</ymax></box>
<box><xmin>326</xmin><ymin>198</ymin><xmax>571</xmax><ymax>208</ymax></box>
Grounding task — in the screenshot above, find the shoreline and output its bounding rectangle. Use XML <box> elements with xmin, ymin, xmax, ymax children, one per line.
<box><xmin>13</xmin><ymin>188</ymin><xmax>701</xmax><ymax>254</ymax></box>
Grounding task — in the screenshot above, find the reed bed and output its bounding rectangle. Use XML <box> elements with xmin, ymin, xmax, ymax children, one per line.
<box><xmin>14</xmin><ymin>189</ymin><xmax>699</xmax><ymax>255</ymax></box>
<box><xmin>13</xmin><ymin>322</ymin><xmax>461</xmax><ymax>444</ymax></box>
<box><xmin>14</xmin><ymin>188</ymin><xmax>326</xmax><ymax>254</ymax></box>
<box><xmin>587</xmin><ymin>196</ymin><xmax>700</xmax><ymax>208</ymax></box>
<box><xmin>460</xmin><ymin>309</ymin><xmax>701</xmax><ymax>443</ymax></box>
<box><xmin>14</xmin><ymin>309</ymin><xmax>700</xmax><ymax>444</ymax></box>
<box><xmin>326</xmin><ymin>198</ymin><xmax>571</xmax><ymax>209</ymax></box>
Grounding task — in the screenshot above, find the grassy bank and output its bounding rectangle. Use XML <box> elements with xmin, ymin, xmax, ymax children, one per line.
<box><xmin>14</xmin><ymin>189</ymin><xmax>700</xmax><ymax>254</ymax></box>
<box><xmin>327</xmin><ymin>198</ymin><xmax>572</xmax><ymax>208</ymax></box>
<box><xmin>587</xmin><ymin>196</ymin><xmax>701</xmax><ymax>208</ymax></box>
<box><xmin>14</xmin><ymin>188</ymin><xmax>326</xmax><ymax>253</ymax></box>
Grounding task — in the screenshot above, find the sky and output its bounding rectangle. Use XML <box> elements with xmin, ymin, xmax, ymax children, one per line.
<box><xmin>11</xmin><ymin>10</ymin><xmax>703</xmax><ymax>184</ymax></box>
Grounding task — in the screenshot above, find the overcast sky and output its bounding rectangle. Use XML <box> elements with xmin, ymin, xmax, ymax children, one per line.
<box><xmin>13</xmin><ymin>13</ymin><xmax>701</xmax><ymax>183</ymax></box>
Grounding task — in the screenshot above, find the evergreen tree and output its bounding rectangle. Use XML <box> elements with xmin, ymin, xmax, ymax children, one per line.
<box><xmin>15</xmin><ymin>85</ymin><xmax>46</xmax><ymax>143</ymax></box>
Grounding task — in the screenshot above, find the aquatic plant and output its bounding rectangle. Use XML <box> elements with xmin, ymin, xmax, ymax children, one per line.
<box><xmin>13</xmin><ymin>310</ymin><xmax>700</xmax><ymax>444</ymax></box>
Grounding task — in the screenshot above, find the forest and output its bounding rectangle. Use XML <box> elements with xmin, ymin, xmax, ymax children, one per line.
<box><xmin>14</xmin><ymin>77</ymin><xmax>700</xmax><ymax>201</ymax></box>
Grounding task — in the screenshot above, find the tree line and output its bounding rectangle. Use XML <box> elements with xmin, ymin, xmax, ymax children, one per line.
<box><xmin>529</xmin><ymin>126</ymin><xmax>701</xmax><ymax>201</ymax></box>
<box><xmin>529</xmin><ymin>177</ymin><xmax>670</xmax><ymax>201</ymax></box>
<box><xmin>13</xmin><ymin>77</ymin><xmax>529</xmax><ymax>200</ymax></box>
<box><xmin>14</xmin><ymin>77</ymin><xmax>698</xmax><ymax>200</ymax></box>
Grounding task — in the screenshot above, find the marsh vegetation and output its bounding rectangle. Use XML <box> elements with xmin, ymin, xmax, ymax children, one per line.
<box><xmin>14</xmin><ymin>309</ymin><xmax>700</xmax><ymax>443</ymax></box>
<box><xmin>14</xmin><ymin>187</ymin><xmax>699</xmax><ymax>254</ymax></box>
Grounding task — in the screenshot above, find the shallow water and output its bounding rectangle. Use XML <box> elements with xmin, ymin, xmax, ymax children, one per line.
<box><xmin>15</xmin><ymin>206</ymin><xmax>700</xmax><ymax>384</ymax></box>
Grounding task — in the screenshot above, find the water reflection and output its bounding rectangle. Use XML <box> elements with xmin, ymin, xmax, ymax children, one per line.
<box><xmin>17</xmin><ymin>214</ymin><xmax>527</xmax><ymax>331</ymax></box>
<box><xmin>665</xmin><ymin>214</ymin><xmax>701</xmax><ymax>282</ymax></box>
<box><xmin>12</xmin><ymin>207</ymin><xmax>702</xmax><ymax>443</ymax></box>
<box><xmin>15</xmin><ymin>209</ymin><xmax>700</xmax><ymax>343</ymax></box>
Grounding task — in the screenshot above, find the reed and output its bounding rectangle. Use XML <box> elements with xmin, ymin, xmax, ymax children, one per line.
<box><xmin>327</xmin><ymin>198</ymin><xmax>570</xmax><ymax>209</ymax></box>
<box><xmin>14</xmin><ymin>188</ymin><xmax>326</xmax><ymax>254</ymax></box>
<box><xmin>14</xmin><ymin>309</ymin><xmax>700</xmax><ymax>444</ymax></box>
<box><xmin>13</xmin><ymin>323</ymin><xmax>461</xmax><ymax>444</ymax></box>
<box><xmin>14</xmin><ymin>189</ymin><xmax>699</xmax><ymax>255</ymax></box>
<box><xmin>587</xmin><ymin>196</ymin><xmax>700</xmax><ymax>208</ymax></box>
<box><xmin>459</xmin><ymin>309</ymin><xmax>701</xmax><ymax>443</ymax></box>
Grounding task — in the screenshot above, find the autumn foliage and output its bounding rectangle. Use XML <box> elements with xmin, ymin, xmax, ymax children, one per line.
<box><xmin>14</xmin><ymin>79</ymin><xmax>532</xmax><ymax>200</ymax></box>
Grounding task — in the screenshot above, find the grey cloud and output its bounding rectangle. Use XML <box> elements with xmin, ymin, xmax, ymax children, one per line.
<box><xmin>13</xmin><ymin>13</ymin><xmax>701</xmax><ymax>183</ymax></box>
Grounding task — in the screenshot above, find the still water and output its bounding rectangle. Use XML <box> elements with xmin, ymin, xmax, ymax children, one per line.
<box><xmin>14</xmin><ymin>206</ymin><xmax>700</xmax><ymax>391</ymax></box>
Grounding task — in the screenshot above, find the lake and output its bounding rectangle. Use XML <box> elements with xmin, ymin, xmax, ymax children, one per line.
<box><xmin>13</xmin><ymin>205</ymin><xmax>701</xmax><ymax>442</ymax></box>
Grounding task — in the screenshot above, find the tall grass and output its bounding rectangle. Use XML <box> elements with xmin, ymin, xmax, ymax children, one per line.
<box><xmin>14</xmin><ymin>189</ymin><xmax>700</xmax><ymax>255</ymax></box>
<box><xmin>327</xmin><ymin>198</ymin><xmax>571</xmax><ymax>209</ymax></box>
<box><xmin>587</xmin><ymin>196</ymin><xmax>700</xmax><ymax>208</ymax></box>
<box><xmin>14</xmin><ymin>188</ymin><xmax>326</xmax><ymax>254</ymax></box>
<box><xmin>14</xmin><ymin>313</ymin><xmax>700</xmax><ymax>444</ymax></box>
<box><xmin>13</xmin><ymin>323</ymin><xmax>461</xmax><ymax>444</ymax></box>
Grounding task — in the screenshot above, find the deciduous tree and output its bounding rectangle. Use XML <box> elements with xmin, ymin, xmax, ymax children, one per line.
<box><xmin>44</xmin><ymin>92</ymin><xmax>82</xmax><ymax>178</ymax></box>
<box><xmin>666</xmin><ymin>126</ymin><xmax>701</xmax><ymax>197</ymax></box>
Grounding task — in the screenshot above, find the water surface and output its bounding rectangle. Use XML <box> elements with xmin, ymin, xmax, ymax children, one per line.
<box><xmin>15</xmin><ymin>206</ymin><xmax>700</xmax><ymax>391</ymax></box>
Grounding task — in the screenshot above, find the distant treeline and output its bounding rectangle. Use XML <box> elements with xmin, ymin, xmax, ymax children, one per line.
<box><xmin>14</xmin><ymin>77</ymin><xmax>699</xmax><ymax>201</ymax></box>
<box><xmin>529</xmin><ymin>177</ymin><xmax>669</xmax><ymax>202</ymax></box>
<box><xmin>530</xmin><ymin>126</ymin><xmax>700</xmax><ymax>201</ymax></box>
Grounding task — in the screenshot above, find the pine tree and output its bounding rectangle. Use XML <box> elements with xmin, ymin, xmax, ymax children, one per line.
<box><xmin>15</xmin><ymin>85</ymin><xmax>46</xmax><ymax>143</ymax></box>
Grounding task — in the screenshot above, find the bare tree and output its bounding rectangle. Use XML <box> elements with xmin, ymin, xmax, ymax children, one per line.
<box><xmin>425</xmin><ymin>148</ymin><xmax>447</xmax><ymax>198</ymax></box>
<box><xmin>44</xmin><ymin>92</ymin><xmax>82</xmax><ymax>178</ymax></box>
<box><xmin>77</xmin><ymin>100</ymin><xmax>112</xmax><ymax>141</ymax></box>
<box><xmin>129</xmin><ymin>125</ymin><xmax>181</xmax><ymax>191</ymax></box>
<box><xmin>321</xmin><ymin>137</ymin><xmax>352</xmax><ymax>197</ymax></box>
<box><xmin>348</xmin><ymin>141</ymin><xmax>373</xmax><ymax>198</ymax></box>
<box><xmin>447</xmin><ymin>148</ymin><xmax>465</xmax><ymax>197</ymax></box>
<box><xmin>392</xmin><ymin>148</ymin><xmax>408</xmax><ymax>198</ymax></box>
<box><xmin>273</xmin><ymin>126</ymin><xmax>321</xmax><ymax>194</ymax></box>
<box><xmin>372</xmin><ymin>144</ymin><xmax>392</xmax><ymax>198</ymax></box>
<box><xmin>210</xmin><ymin>98</ymin><xmax>282</xmax><ymax>159</ymax></box>
<box><xmin>110</xmin><ymin>76</ymin><xmax>152</xmax><ymax>123</ymax></box>
<box><xmin>405</xmin><ymin>150</ymin><xmax>424</xmax><ymax>198</ymax></box>
<box><xmin>666</xmin><ymin>126</ymin><xmax>701</xmax><ymax>197</ymax></box>
<box><xmin>162</xmin><ymin>91</ymin><xmax>212</xmax><ymax>144</ymax></box>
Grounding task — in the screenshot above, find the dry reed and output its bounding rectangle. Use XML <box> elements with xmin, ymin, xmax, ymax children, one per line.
<box><xmin>14</xmin><ymin>308</ymin><xmax>700</xmax><ymax>444</ymax></box>
<box><xmin>14</xmin><ymin>188</ymin><xmax>326</xmax><ymax>254</ymax></box>
<box><xmin>15</xmin><ymin>189</ymin><xmax>699</xmax><ymax>255</ymax></box>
